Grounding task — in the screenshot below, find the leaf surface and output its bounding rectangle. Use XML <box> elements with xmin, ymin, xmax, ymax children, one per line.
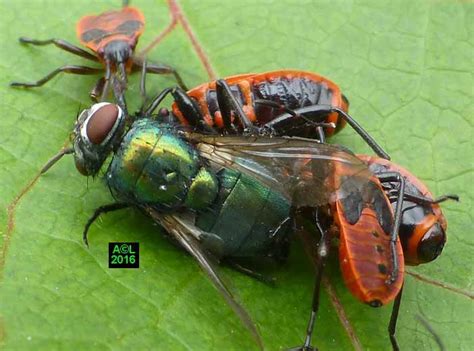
<box><xmin>0</xmin><ymin>0</ymin><xmax>472</xmax><ymax>350</ymax></box>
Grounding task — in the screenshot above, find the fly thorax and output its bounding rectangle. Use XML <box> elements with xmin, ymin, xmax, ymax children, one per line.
<box><xmin>106</xmin><ymin>120</ymin><xmax>201</xmax><ymax>210</ymax></box>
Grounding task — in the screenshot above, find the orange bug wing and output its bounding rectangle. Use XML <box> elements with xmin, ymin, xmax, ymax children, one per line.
<box><xmin>76</xmin><ymin>7</ymin><xmax>145</xmax><ymax>52</ymax></box>
<box><xmin>331</xmin><ymin>161</ymin><xmax>404</xmax><ymax>306</ymax></box>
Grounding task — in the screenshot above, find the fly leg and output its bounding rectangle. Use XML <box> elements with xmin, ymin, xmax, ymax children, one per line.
<box><xmin>375</xmin><ymin>172</ymin><xmax>405</xmax><ymax>284</ymax></box>
<box><xmin>10</xmin><ymin>65</ymin><xmax>102</xmax><ymax>88</ymax></box>
<box><xmin>83</xmin><ymin>203</ymin><xmax>130</xmax><ymax>247</ymax></box>
<box><xmin>263</xmin><ymin>105</ymin><xmax>390</xmax><ymax>160</ymax></box>
<box><xmin>290</xmin><ymin>209</ymin><xmax>330</xmax><ymax>351</ymax></box>
<box><xmin>215</xmin><ymin>79</ymin><xmax>259</xmax><ymax>135</ymax></box>
<box><xmin>16</xmin><ymin>37</ymin><xmax>99</xmax><ymax>61</ymax></box>
<box><xmin>132</xmin><ymin>58</ymin><xmax>188</xmax><ymax>91</ymax></box>
<box><xmin>388</xmin><ymin>285</ymin><xmax>403</xmax><ymax>351</ymax></box>
<box><xmin>225</xmin><ymin>259</ymin><xmax>276</xmax><ymax>286</ymax></box>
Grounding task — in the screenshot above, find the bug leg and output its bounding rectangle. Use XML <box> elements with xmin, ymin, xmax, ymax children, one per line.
<box><xmin>89</xmin><ymin>77</ymin><xmax>106</xmax><ymax>102</ymax></box>
<box><xmin>144</xmin><ymin>87</ymin><xmax>174</xmax><ymax>116</ymax></box>
<box><xmin>376</xmin><ymin>172</ymin><xmax>405</xmax><ymax>284</ymax></box>
<box><xmin>10</xmin><ymin>65</ymin><xmax>102</xmax><ymax>88</ymax></box>
<box><xmin>17</xmin><ymin>37</ymin><xmax>99</xmax><ymax>62</ymax></box>
<box><xmin>216</xmin><ymin>79</ymin><xmax>258</xmax><ymax>134</ymax></box>
<box><xmin>265</xmin><ymin>105</ymin><xmax>390</xmax><ymax>160</ymax></box>
<box><xmin>255</xmin><ymin>99</ymin><xmax>334</xmax><ymax>139</ymax></box>
<box><xmin>83</xmin><ymin>203</ymin><xmax>130</xmax><ymax>247</ymax></box>
<box><xmin>402</xmin><ymin>193</ymin><xmax>459</xmax><ymax>205</ymax></box>
<box><xmin>132</xmin><ymin>58</ymin><xmax>188</xmax><ymax>90</ymax></box>
<box><xmin>139</xmin><ymin>58</ymin><xmax>148</xmax><ymax>108</ymax></box>
<box><xmin>388</xmin><ymin>285</ymin><xmax>403</xmax><ymax>351</ymax></box>
<box><xmin>290</xmin><ymin>209</ymin><xmax>329</xmax><ymax>351</ymax></box>
<box><xmin>171</xmin><ymin>87</ymin><xmax>217</xmax><ymax>133</ymax></box>
<box><xmin>225</xmin><ymin>259</ymin><xmax>276</xmax><ymax>286</ymax></box>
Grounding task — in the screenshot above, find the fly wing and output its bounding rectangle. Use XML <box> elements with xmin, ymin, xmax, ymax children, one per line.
<box><xmin>188</xmin><ymin>133</ymin><xmax>373</xmax><ymax>208</ymax></box>
<box><xmin>145</xmin><ymin>208</ymin><xmax>264</xmax><ymax>350</ymax></box>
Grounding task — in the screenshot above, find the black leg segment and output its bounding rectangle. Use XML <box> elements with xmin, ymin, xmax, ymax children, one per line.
<box><xmin>376</xmin><ymin>171</ymin><xmax>406</xmax><ymax>284</ymax></box>
<box><xmin>225</xmin><ymin>259</ymin><xmax>276</xmax><ymax>286</ymax></box>
<box><xmin>263</xmin><ymin>105</ymin><xmax>390</xmax><ymax>160</ymax></box>
<box><xmin>133</xmin><ymin>58</ymin><xmax>188</xmax><ymax>90</ymax></box>
<box><xmin>171</xmin><ymin>87</ymin><xmax>216</xmax><ymax>133</ymax></box>
<box><xmin>388</xmin><ymin>286</ymin><xmax>403</xmax><ymax>351</ymax></box>
<box><xmin>83</xmin><ymin>203</ymin><xmax>130</xmax><ymax>247</ymax></box>
<box><xmin>11</xmin><ymin>65</ymin><xmax>102</xmax><ymax>88</ymax></box>
<box><xmin>216</xmin><ymin>79</ymin><xmax>258</xmax><ymax>134</ymax></box>
<box><xmin>18</xmin><ymin>37</ymin><xmax>99</xmax><ymax>62</ymax></box>
<box><xmin>290</xmin><ymin>209</ymin><xmax>330</xmax><ymax>351</ymax></box>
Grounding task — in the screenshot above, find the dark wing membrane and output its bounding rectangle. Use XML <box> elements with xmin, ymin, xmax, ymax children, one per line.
<box><xmin>189</xmin><ymin>134</ymin><xmax>373</xmax><ymax>207</ymax></box>
<box><xmin>145</xmin><ymin>208</ymin><xmax>264</xmax><ymax>350</ymax></box>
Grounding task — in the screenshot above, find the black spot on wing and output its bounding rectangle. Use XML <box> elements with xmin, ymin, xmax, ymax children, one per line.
<box><xmin>115</xmin><ymin>20</ymin><xmax>143</xmax><ymax>35</ymax></box>
<box><xmin>81</xmin><ymin>28</ymin><xmax>107</xmax><ymax>43</ymax></box>
<box><xmin>371</xmin><ymin>182</ymin><xmax>393</xmax><ymax>235</ymax></box>
<box><xmin>339</xmin><ymin>175</ymin><xmax>364</xmax><ymax>225</ymax></box>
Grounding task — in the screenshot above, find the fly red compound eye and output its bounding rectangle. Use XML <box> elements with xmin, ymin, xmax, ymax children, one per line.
<box><xmin>72</xmin><ymin>102</ymin><xmax>125</xmax><ymax>177</ymax></box>
<box><xmin>81</xmin><ymin>103</ymin><xmax>122</xmax><ymax>145</ymax></box>
<box><xmin>417</xmin><ymin>223</ymin><xmax>446</xmax><ymax>263</ymax></box>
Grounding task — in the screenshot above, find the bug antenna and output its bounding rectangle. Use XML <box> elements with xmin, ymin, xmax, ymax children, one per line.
<box><xmin>415</xmin><ymin>314</ymin><xmax>445</xmax><ymax>351</ymax></box>
<box><xmin>40</xmin><ymin>147</ymin><xmax>74</xmax><ymax>174</ymax></box>
<box><xmin>122</xmin><ymin>0</ymin><xmax>130</xmax><ymax>7</ymax></box>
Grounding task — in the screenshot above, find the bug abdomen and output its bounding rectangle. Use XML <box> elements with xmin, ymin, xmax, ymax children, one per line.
<box><xmin>256</xmin><ymin>76</ymin><xmax>330</xmax><ymax>104</ymax></box>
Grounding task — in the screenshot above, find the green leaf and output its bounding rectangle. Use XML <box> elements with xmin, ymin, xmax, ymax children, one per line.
<box><xmin>0</xmin><ymin>0</ymin><xmax>472</xmax><ymax>350</ymax></box>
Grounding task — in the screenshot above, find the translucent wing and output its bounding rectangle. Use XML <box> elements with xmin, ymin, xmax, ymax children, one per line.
<box><xmin>145</xmin><ymin>208</ymin><xmax>264</xmax><ymax>350</ymax></box>
<box><xmin>186</xmin><ymin>133</ymin><xmax>373</xmax><ymax>208</ymax></box>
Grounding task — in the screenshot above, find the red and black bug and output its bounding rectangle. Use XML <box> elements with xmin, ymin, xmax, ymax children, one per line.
<box><xmin>10</xmin><ymin>3</ymin><xmax>186</xmax><ymax>101</ymax></box>
<box><xmin>142</xmin><ymin>69</ymin><xmax>390</xmax><ymax>159</ymax></box>
<box><xmin>172</xmin><ymin>70</ymin><xmax>348</xmax><ymax>137</ymax></box>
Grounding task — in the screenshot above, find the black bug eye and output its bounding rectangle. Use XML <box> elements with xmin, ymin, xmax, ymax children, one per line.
<box><xmin>84</xmin><ymin>103</ymin><xmax>120</xmax><ymax>145</ymax></box>
<box><xmin>417</xmin><ymin>223</ymin><xmax>446</xmax><ymax>263</ymax></box>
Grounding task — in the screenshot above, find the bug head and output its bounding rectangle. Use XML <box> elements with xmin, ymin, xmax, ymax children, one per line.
<box><xmin>358</xmin><ymin>155</ymin><xmax>459</xmax><ymax>266</ymax></box>
<box><xmin>102</xmin><ymin>40</ymin><xmax>133</xmax><ymax>82</ymax></box>
<box><xmin>73</xmin><ymin>102</ymin><xmax>126</xmax><ymax>176</ymax></box>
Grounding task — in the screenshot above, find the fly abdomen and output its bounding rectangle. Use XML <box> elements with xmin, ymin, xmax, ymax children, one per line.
<box><xmin>196</xmin><ymin>168</ymin><xmax>291</xmax><ymax>257</ymax></box>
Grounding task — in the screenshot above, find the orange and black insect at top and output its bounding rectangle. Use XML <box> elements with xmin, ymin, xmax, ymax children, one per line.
<box><xmin>172</xmin><ymin>70</ymin><xmax>349</xmax><ymax>138</ymax></box>
<box><xmin>77</xmin><ymin>6</ymin><xmax>145</xmax><ymax>80</ymax></box>
<box><xmin>10</xmin><ymin>4</ymin><xmax>187</xmax><ymax>102</ymax></box>
<box><xmin>142</xmin><ymin>69</ymin><xmax>390</xmax><ymax>159</ymax></box>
